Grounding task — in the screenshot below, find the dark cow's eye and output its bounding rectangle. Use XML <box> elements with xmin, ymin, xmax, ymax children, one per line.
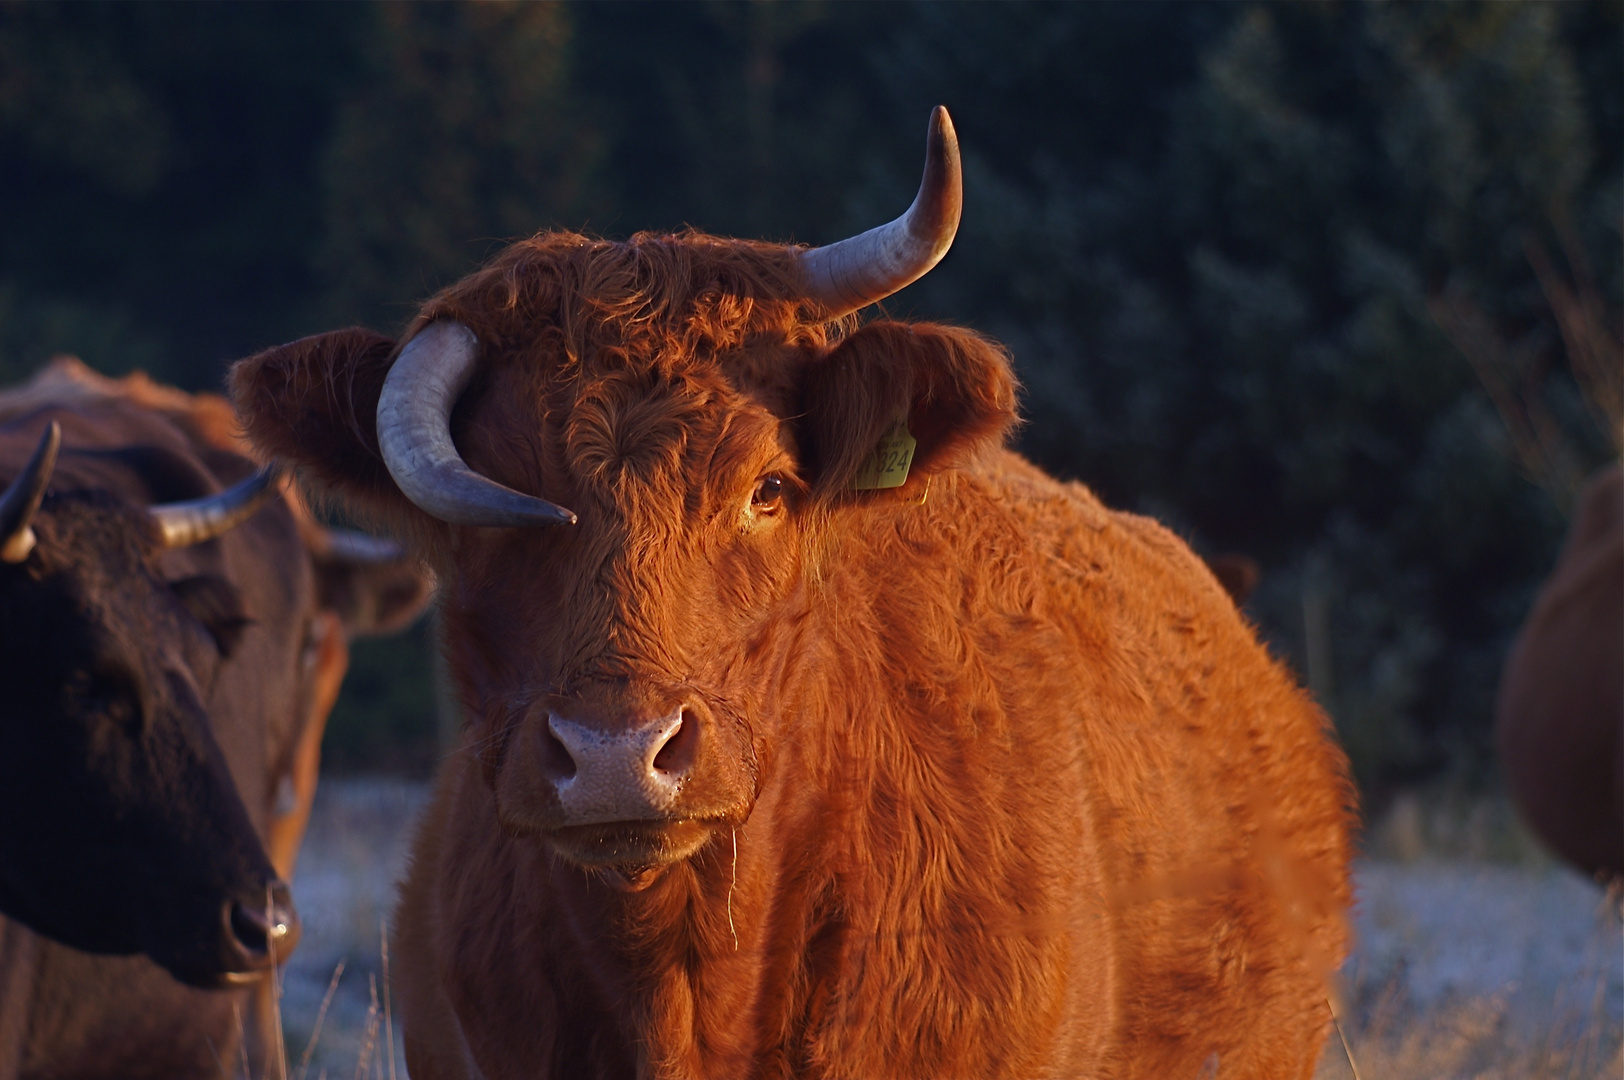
<box><xmin>69</xmin><ymin>670</ymin><xmax>141</xmax><ymax>732</ymax></box>
<box><xmin>751</xmin><ymin>475</ymin><xmax>784</xmax><ymax>512</ymax></box>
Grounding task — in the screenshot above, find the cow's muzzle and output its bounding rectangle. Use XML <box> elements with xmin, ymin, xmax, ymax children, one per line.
<box><xmin>221</xmin><ymin>880</ymin><xmax>301</xmax><ymax>976</ymax></box>
<box><xmin>492</xmin><ymin>684</ymin><xmax>756</xmax><ymax>872</ymax></box>
<box><xmin>163</xmin><ymin>879</ymin><xmax>301</xmax><ymax>989</ymax></box>
<box><xmin>541</xmin><ymin>708</ymin><xmax>693</xmax><ymax>824</ymax></box>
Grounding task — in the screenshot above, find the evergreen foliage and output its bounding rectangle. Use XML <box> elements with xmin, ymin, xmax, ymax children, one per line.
<box><xmin>0</xmin><ymin>0</ymin><xmax>1616</xmax><ymax>793</ymax></box>
<box><xmin>320</xmin><ymin>2</ymin><xmax>599</xmax><ymax>327</ymax></box>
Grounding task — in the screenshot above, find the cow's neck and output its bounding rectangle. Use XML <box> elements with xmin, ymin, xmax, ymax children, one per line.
<box><xmin>541</xmin><ymin>766</ymin><xmax>824</xmax><ymax>1075</ymax></box>
<box><xmin>0</xmin><ymin>919</ymin><xmax>36</xmax><ymax>1080</ymax></box>
<box><xmin>537</xmin><ymin>607</ymin><xmax>855</xmax><ymax>1075</ymax></box>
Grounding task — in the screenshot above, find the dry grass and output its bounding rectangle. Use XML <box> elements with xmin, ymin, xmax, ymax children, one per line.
<box><xmin>1315</xmin><ymin>866</ymin><xmax>1620</xmax><ymax>1079</ymax></box>
<box><xmin>275</xmin><ymin>779</ymin><xmax>424</xmax><ymax>1078</ymax></box>
<box><xmin>267</xmin><ymin>779</ymin><xmax>1622</xmax><ymax>1078</ymax></box>
<box><xmin>1316</xmin><ymin>794</ymin><xmax>1623</xmax><ymax>1079</ymax></box>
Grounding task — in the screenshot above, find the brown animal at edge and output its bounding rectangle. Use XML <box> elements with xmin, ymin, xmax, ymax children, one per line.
<box><xmin>1497</xmin><ymin>461</ymin><xmax>1624</xmax><ymax>881</ymax></box>
<box><xmin>0</xmin><ymin>359</ymin><xmax>432</xmax><ymax>1079</ymax></box>
<box><xmin>234</xmin><ymin>109</ymin><xmax>1354</xmax><ymax>1080</ymax></box>
<box><xmin>1204</xmin><ymin>553</ymin><xmax>1261</xmax><ymax>608</ymax></box>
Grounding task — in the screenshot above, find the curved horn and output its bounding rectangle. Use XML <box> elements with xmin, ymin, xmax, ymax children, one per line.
<box><xmin>150</xmin><ymin>462</ymin><xmax>283</xmax><ymax>549</ymax></box>
<box><xmin>1</xmin><ymin>421</ymin><xmax>61</xmax><ymax>563</ymax></box>
<box><xmin>797</xmin><ymin>105</ymin><xmax>962</xmax><ymax>319</ymax></box>
<box><xmin>376</xmin><ymin>320</ymin><xmax>577</xmax><ymax>528</ymax></box>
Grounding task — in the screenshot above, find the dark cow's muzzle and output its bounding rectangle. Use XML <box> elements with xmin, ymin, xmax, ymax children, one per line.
<box><xmin>162</xmin><ymin>879</ymin><xmax>301</xmax><ymax>989</ymax></box>
<box><xmin>222</xmin><ymin>879</ymin><xmax>301</xmax><ymax>978</ymax></box>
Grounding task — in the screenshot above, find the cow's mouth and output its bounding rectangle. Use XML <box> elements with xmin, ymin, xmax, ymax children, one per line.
<box><xmin>548</xmin><ymin>819</ymin><xmax>717</xmax><ymax>890</ymax></box>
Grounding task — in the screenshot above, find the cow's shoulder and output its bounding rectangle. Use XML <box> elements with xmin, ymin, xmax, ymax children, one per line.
<box><xmin>0</xmin><ymin>357</ymin><xmax>248</xmax><ymax>460</ymax></box>
<box><xmin>957</xmin><ymin>449</ymin><xmax>1237</xmax><ymax>632</ymax></box>
<box><xmin>958</xmin><ymin>444</ymin><xmax>1344</xmax><ymax>796</ymax></box>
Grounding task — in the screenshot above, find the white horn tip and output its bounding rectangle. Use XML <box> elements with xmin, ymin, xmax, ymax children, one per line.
<box><xmin>0</xmin><ymin>527</ymin><xmax>36</xmax><ymax>564</ymax></box>
<box><xmin>796</xmin><ymin>105</ymin><xmax>963</xmax><ymax>319</ymax></box>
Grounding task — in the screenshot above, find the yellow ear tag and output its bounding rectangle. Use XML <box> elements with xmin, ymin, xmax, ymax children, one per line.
<box><xmin>851</xmin><ymin>419</ymin><xmax>917</xmax><ymax>490</ymax></box>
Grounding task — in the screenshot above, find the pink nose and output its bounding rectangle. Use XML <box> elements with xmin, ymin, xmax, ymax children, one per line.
<box><xmin>542</xmin><ymin>708</ymin><xmax>694</xmax><ymax>825</ymax></box>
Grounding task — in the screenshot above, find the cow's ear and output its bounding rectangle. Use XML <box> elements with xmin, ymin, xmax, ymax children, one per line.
<box><xmin>314</xmin><ymin>551</ymin><xmax>435</xmax><ymax>638</ymax></box>
<box><xmin>798</xmin><ymin>321</ymin><xmax>1019</xmax><ymax>497</ymax></box>
<box><xmin>230</xmin><ymin>329</ymin><xmax>407</xmax><ymax>519</ymax></box>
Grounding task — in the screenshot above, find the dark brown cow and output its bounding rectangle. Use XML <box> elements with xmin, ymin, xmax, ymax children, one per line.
<box><xmin>1205</xmin><ymin>553</ymin><xmax>1262</xmax><ymax>607</ymax></box>
<box><xmin>235</xmin><ymin>109</ymin><xmax>1354</xmax><ymax>1079</ymax></box>
<box><xmin>0</xmin><ymin>359</ymin><xmax>431</xmax><ymax>1079</ymax></box>
<box><xmin>1497</xmin><ymin>461</ymin><xmax>1623</xmax><ymax>881</ymax></box>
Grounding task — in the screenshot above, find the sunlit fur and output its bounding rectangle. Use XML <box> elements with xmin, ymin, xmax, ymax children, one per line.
<box><xmin>1496</xmin><ymin>462</ymin><xmax>1623</xmax><ymax>881</ymax></box>
<box><xmin>235</xmin><ymin>229</ymin><xmax>1355</xmax><ymax>1080</ymax></box>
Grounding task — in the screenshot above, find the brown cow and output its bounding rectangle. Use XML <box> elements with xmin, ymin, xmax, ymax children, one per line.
<box><xmin>0</xmin><ymin>358</ymin><xmax>432</xmax><ymax>1079</ymax></box>
<box><xmin>1205</xmin><ymin>552</ymin><xmax>1262</xmax><ymax>607</ymax></box>
<box><xmin>234</xmin><ymin>109</ymin><xmax>1354</xmax><ymax>1079</ymax></box>
<box><xmin>1497</xmin><ymin>461</ymin><xmax>1623</xmax><ymax>882</ymax></box>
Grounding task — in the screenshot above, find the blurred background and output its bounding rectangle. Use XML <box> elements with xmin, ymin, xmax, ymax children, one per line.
<box><xmin>0</xmin><ymin>0</ymin><xmax>1618</xmax><ymax>809</ymax></box>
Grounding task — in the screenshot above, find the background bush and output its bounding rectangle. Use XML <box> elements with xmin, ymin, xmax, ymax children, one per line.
<box><xmin>1</xmin><ymin>1</ymin><xmax>1617</xmax><ymax>798</ymax></box>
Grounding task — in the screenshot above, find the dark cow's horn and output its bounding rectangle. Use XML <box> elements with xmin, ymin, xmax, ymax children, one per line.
<box><xmin>796</xmin><ymin>106</ymin><xmax>962</xmax><ymax>319</ymax></box>
<box><xmin>0</xmin><ymin>421</ymin><xmax>61</xmax><ymax>563</ymax></box>
<box><xmin>149</xmin><ymin>463</ymin><xmax>282</xmax><ymax>549</ymax></box>
<box><xmin>375</xmin><ymin>320</ymin><xmax>577</xmax><ymax>528</ymax></box>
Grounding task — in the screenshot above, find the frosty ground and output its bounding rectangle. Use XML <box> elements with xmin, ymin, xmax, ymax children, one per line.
<box><xmin>279</xmin><ymin>778</ymin><xmax>1623</xmax><ymax>1079</ymax></box>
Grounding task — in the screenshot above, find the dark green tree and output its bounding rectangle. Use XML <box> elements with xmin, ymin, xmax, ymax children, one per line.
<box><xmin>569</xmin><ymin>1</ymin><xmax>908</xmax><ymax>241</ymax></box>
<box><xmin>0</xmin><ymin>1</ymin><xmax>375</xmax><ymax>388</ymax></box>
<box><xmin>319</xmin><ymin>1</ymin><xmax>601</xmax><ymax>329</ymax></box>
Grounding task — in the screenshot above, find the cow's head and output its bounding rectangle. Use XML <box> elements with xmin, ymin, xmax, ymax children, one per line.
<box><xmin>0</xmin><ymin>411</ymin><xmax>430</xmax><ymax>985</ymax></box>
<box><xmin>0</xmin><ymin>421</ymin><xmax>300</xmax><ymax>986</ymax></box>
<box><xmin>235</xmin><ymin>108</ymin><xmax>1016</xmax><ymax>890</ymax></box>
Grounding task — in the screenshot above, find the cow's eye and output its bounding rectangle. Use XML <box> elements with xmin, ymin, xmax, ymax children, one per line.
<box><xmin>751</xmin><ymin>475</ymin><xmax>784</xmax><ymax>512</ymax></box>
<box><xmin>69</xmin><ymin>670</ymin><xmax>142</xmax><ymax>732</ymax></box>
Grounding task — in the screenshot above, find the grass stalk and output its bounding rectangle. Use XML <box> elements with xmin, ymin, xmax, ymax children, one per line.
<box><xmin>234</xmin><ymin>1001</ymin><xmax>251</xmax><ymax>1080</ymax></box>
<box><xmin>352</xmin><ymin>975</ymin><xmax>380</xmax><ymax>1080</ymax></box>
<box><xmin>380</xmin><ymin>922</ymin><xmax>398</xmax><ymax>1080</ymax></box>
<box><xmin>1328</xmin><ymin>995</ymin><xmax>1365</xmax><ymax>1080</ymax></box>
<box><xmin>296</xmin><ymin>960</ymin><xmax>346</xmax><ymax>1080</ymax></box>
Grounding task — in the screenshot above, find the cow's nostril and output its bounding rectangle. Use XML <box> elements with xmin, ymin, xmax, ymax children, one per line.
<box><xmin>225</xmin><ymin>883</ymin><xmax>300</xmax><ymax>969</ymax></box>
<box><xmin>541</xmin><ymin>722</ymin><xmax>578</xmax><ymax>782</ymax></box>
<box><xmin>651</xmin><ymin>710</ymin><xmax>696</xmax><ymax>777</ymax></box>
<box><xmin>229</xmin><ymin>902</ymin><xmax>270</xmax><ymax>956</ymax></box>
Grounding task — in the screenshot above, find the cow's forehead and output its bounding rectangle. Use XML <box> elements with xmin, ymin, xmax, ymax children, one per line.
<box><xmin>468</xmin><ymin>345</ymin><xmax>798</xmax><ymax>512</ymax></box>
<box><xmin>33</xmin><ymin>492</ymin><xmax>159</xmax><ymax>575</ymax></box>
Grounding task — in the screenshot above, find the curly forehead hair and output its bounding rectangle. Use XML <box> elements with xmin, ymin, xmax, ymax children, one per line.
<box><xmin>411</xmin><ymin>230</ymin><xmax>859</xmax><ymax>381</ymax></box>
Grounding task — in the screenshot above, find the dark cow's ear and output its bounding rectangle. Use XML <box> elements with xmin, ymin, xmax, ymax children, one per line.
<box><xmin>314</xmin><ymin>550</ymin><xmax>435</xmax><ymax>638</ymax></box>
<box><xmin>230</xmin><ymin>329</ymin><xmax>408</xmax><ymax>519</ymax></box>
<box><xmin>799</xmin><ymin>321</ymin><xmax>1019</xmax><ymax>497</ymax></box>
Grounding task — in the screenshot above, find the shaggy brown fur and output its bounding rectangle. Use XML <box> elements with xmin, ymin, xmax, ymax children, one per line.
<box><xmin>235</xmin><ymin>230</ymin><xmax>1355</xmax><ymax>1080</ymax></box>
<box><xmin>0</xmin><ymin>359</ymin><xmax>431</xmax><ymax>1079</ymax></box>
<box><xmin>1497</xmin><ymin>462</ymin><xmax>1623</xmax><ymax>882</ymax></box>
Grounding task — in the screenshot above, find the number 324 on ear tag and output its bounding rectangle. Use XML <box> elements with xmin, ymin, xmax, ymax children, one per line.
<box><xmin>852</xmin><ymin>419</ymin><xmax>917</xmax><ymax>490</ymax></box>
